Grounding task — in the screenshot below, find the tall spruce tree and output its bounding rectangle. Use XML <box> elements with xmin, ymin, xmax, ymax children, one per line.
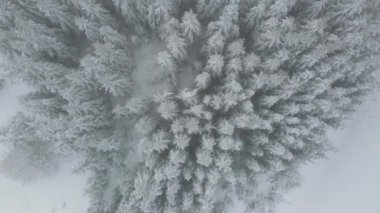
<box><xmin>0</xmin><ymin>0</ymin><xmax>379</xmax><ymax>212</ymax></box>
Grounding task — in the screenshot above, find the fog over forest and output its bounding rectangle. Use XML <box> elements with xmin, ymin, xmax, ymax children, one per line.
<box><xmin>0</xmin><ymin>1</ymin><xmax>379</xmax><ymax>213</ymax></box>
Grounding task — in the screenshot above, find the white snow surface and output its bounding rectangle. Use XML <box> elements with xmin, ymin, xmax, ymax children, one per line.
<box><xmin>1</xmin><ymin>80</ymin><xmax>380</xmax><ymax>213</ymax></box>
<box><xmin>0</xmin><ymin>81</ymin><xmax>88</xmax><ymax>213</ymax></box>
<box><xmin>0</xmin><ymin>81</ymin><xmax>29</xmax><ymax>158</ymax></box>
<box><xmin>274</xmin><ymin>93</ymin><xmax>380</xmax><ymax>213</ymax></box>
<box><xmin>0</xmin><ymin>159</ymin><xmax>89</xmax><ymax>213</ymax></box>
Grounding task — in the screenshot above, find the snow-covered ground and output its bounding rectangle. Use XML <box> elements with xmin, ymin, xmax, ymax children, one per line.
<box><xmin>0</xmin><ymin>80</ymin><xmax>379</xmax><ymax>213</ymax></box>
<box><xmin>0</xmin><ymin>81</ymin><xmax>29</xmax><ymax>158</ymax></box>
<box><xmin>0</xmin><ymin>81</ymin><xmax>28</xmax><ymax>126</ymax></box>
<box><xmin>276</xmin><ymin>93</ymin><xmax>380</xmax><ymax>213</ymax></box>
<box><xmin>0</xmin><ymin>82</ymin><xmax>89</xmax><ymax>213</ymax></box>
<box><xmin>0</xmin><ymin>160</ymin><xmax>88</xmax><ymax>213</ymax></box>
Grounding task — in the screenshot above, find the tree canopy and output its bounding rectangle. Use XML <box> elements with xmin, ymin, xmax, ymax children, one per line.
<box><xmin>0</xmin><ymin>0</ymin><xmax>379</xmax><ymax>212</ymax></box>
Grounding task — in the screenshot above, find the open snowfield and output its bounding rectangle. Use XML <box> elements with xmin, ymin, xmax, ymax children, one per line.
<box><xmin>1</xmin><ymin>81</ymin><xmax>379</xmax><ymax>213</ymax></box>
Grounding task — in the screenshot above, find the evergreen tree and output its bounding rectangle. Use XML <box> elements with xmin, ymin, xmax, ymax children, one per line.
<box><xmin>0</xmin><ymin>0</ymin><xmax>379</xmax><ymax>212</ymax></box>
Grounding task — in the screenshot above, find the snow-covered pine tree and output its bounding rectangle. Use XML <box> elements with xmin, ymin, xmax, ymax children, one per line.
<box><xmin>0</xmin><ymin>0</ymin><xmax>379</xmax><ymax>212</ymax></box>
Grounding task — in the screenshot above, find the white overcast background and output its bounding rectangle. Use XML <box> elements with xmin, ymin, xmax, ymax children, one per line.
<box><xmin>0</xmin><ymin>81</ymin><xmax>379</xmax><ymax>213</ymax></box>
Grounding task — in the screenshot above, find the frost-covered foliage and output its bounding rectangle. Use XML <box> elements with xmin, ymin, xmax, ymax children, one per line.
<box><xmin>0</xmin><ymin>0</ymin><xmax>379</xmax><ymax>212</ymax></box>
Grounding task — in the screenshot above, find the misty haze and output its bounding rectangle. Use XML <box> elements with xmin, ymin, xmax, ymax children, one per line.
<box><xmin>0</xmin><ymin>1</ymin><xmax>379</xmax><ymax>213</ymax></box>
